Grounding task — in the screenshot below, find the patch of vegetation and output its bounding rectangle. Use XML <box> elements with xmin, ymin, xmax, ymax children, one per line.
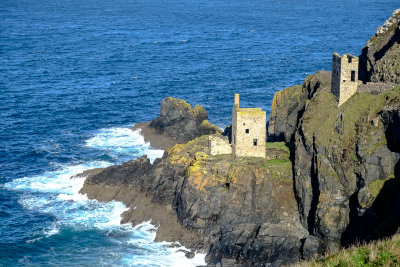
<box><xmin>167</xmin><ymin>135</ymin><xmax>209</xmax><ymax>166</ymax></box>
<box><xmin>166</xmin><ymin>97</ymin><xmax>192</xmax><ymax>111</ymax></box>
<box><xmin>367</xmin><ymin>138</ymin><xmax>388</xmax><ymax>156</ymax></box>
<box><xmin>368</xmin><ymin>175</ymin><xmax>395</xmax><ymax>200</ymax></box>
<box><xmin>192</xmin><ymin>104</ymin><xmax>207</xmax><ymax>118</ymax></box>
<box><xmin>266</xmin><ymin>142</ymin><xmax>290</xmax><ymax>153</ymax></box>
<box><xmin>270</xmin><ymin>85</ymin><xmax>304</xmax><ymax>118</ymax></box>
<box><xmin>370</xmin><ymin>10</ymin><xmax>400</xmax><ymax>47</ymax></box>
<box><xmin>198</xmin><ymin>120</ymin><xmax>222</xmax><ymax>134</ymax></box>
<box><xmin>301</xmin><ymin>88</ymin><xmax>400</xmax><ymax>163</ymax></box>
<box><xmin>292</xmin><ymin>234</ymin><xmax>400</xmax><ymax>267</ymax></box>
<box><xmin>266</xmin><ymin>142</ymin><xmax>293</xmax><ymax>163</ymax></box>
<box><xmin>267</xmin><ymin>158</ymin><xmax>287</xmax><ymax>165</ymax></box>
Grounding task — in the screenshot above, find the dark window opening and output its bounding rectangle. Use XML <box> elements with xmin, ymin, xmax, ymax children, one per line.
<box><xmin>225</xmin><ymin>183</ymin><xmax>230</xmax><ymax>188</ymax></box>
<box><xmin>348</xmin><ymin>57</ymin><xmax>352</xmax><ymax>63</ymax></box>
<box><xmin>245</xmin><ymin>129</ymin><xmax>249</xmax><ymax>134</ymax></box>
<box><xmin>351</xmin><ymin>70</ymin><xmax>355</xmax><ymax>82</ymax></box>
<box><xmin>253</xmin><ymin>139</ymin><xmax>258</xmax><ymax>146</ymax></box>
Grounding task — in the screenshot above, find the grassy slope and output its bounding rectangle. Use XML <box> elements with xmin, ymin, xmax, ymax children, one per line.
<box><xmin>293</xmin><ymin>234</ymin><xmax>400</xmax><ymax>267</ymax></box>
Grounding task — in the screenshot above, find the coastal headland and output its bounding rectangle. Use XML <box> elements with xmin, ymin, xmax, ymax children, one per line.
<box><xmin>78</xmin><ymin>10</ymin><xmax>400</xmax><ymax>266</ymax></box>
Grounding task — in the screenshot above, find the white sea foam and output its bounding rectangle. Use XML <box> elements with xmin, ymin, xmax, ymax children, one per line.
<box><xmin>85</xmin><ymin>126</ymin><xmax>164</xmax><ymax>163</ymax></box>
<box><xmin>5</xmin><ymin>126</ymin><xmax>205</xmax><ymax>266</ymax></box>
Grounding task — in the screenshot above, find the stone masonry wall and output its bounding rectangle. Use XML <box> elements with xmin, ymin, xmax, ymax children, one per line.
<box><xmin>208</xmin><ymin>135</ymin><xmax>232</xmax><ymax>156</ymax></box>
<box><xmin>331</xmin><ymin>53</ymin><xmax>359</xmax><ymax>107</ymax></box>
<box><xmin>232</xmin><ymin>108</ymin><xmax>266</xmax><ymax>158</ymax></box>
<box><xmin>358</xmin><ymin>82</ymin><xmax>396</xmax><ymax>94</ymax></box>
<box><xmin>339</xmin><ymin>54</ymin><xmax>359</xmax><ymax>106</ymax></box>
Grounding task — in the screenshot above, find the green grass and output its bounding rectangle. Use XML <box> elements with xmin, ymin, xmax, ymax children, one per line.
<box><xmin>266</xmin><ymin>141</ymin><xmax>290</xmax><ymax>152</ymax></box>
<box><xmin>268</xmin><ymin>158</ymin><xmax>287</xmax><ymax>165</ymax></box>
<box><xmin>301</xmin><ymin>87</ymin><xmax>400</xmax><ymax>164</ymax></box>
<box><xmin>292</xmin><ymin>234</ymin><xmax>400</xmax><ymax>267</ymax></box>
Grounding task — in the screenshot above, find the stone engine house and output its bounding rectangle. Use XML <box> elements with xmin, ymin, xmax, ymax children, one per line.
<box><xmin>232</xmin><ymin>94</ymin><xmax>266</xmax><ymax>158</ymax></box>
<box><xmin>331</xmin><ymin>52</ymin><xmax>359</xmax><ymax>107</ymax></box>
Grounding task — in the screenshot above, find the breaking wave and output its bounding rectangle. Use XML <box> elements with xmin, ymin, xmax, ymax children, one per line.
<box><xmin>4</xmin><ymin>126</ymin><xmax>205</xmax><ymax>266</ymax></box>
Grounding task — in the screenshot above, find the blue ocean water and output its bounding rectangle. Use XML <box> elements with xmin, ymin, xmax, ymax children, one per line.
<box><xmin>1</xmin><ymin>0</ymin><xmax>398</xmax><ymax>265</ymax></box>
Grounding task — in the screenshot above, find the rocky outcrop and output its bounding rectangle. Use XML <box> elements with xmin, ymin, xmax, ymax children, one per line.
<box><xmin>80</xmin><ymin>135</ymin><xmax>318</xmax><ymax>266</ymax></box>
<box><xmin>267</xmin><ymin>17</ymin><xmax>400</xmax><ymax>253</ymax></box>
<box><xmin>267</xmin><ymin>71</ymin><xmax>331</xmax><ymax>143</ymax></box>
<box><xmin>359</xmin><ymin>9</ymin><xmax>400</xmax><ymax>84</ymax></box>
<box><xmin>78</xmin><ymin>10</ymin><xmax>400</xmax><ymax>266</ymax></box>
<box><xmin>133</xmin><ymin>97</ymin><xmax>221</xmax><ymax>150</ymax></box>
<box><xmin>293</xmin><ymin>86</ymin><xmax>400</xmax><ymax>252</ymax></box>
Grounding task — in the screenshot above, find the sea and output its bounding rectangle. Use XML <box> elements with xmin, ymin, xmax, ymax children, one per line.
<box><xmin>1</xmin><ymin>0</ymin><xmax>398</xmax><ymax>266</ymax></box>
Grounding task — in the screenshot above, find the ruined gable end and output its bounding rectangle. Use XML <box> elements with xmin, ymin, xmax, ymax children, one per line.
<box><xmin>331</xmin><ymin>53</ymin><xmax>359</xmax><ymax>107</ymax></box>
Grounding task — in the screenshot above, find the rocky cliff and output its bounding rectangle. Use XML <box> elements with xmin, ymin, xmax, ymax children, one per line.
<box><xmin>77</xmin><ymin>10</ymin><xmax>400</xmax><ymax>266</ymax></box>
<box><xmin>359</xmin><ymin>9</ymin><xmax>400</xmax><ymax>84</ymax></box>
<box><xmin>294</xmin><ymin>84</ymin><xmax>400</xmax><ymax>252</ymax></box>
<box><xmin>80</xmin><ymin>135</ymin><xmax>320</xmax><ymax>266</ymax></box>
<box><xmin>267</xmin><ymin>70</ymin><xmax>400</xmax><ymax>255</ymax></box>
<box><xmin>267</xmin><ymin>71</ymin><xmax>331</xmax><ymax>143</ymax></box>
<box><xmin>267</xmin><ymin>10</ymin><xmax>400</xmax><ymax>255</ymax></box>
<box><xmin>133</xmin><ymin>97</ymin><xmax>221</xmax><ymax>150</ymax></box>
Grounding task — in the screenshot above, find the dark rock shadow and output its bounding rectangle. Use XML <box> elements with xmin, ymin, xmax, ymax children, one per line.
<box><xmin>359</xmin><ymin>27</ymin><xmax>400</xmax><ymax>83</ymax></box>
<box><xmin>341</xmin><ymin>109</ymin><xmax>400</xmax><ymax>246</ymax></box>
<box><xmin>341</xmin><ymin>161</ymin><xmax>400</xmax><ymax>247</ymax></box>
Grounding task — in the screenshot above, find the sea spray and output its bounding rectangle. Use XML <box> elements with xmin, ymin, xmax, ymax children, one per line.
<box><xmin>4</xmin><ymin>126</ymin><xmax>205</xmax><ymax>266</ymax></box>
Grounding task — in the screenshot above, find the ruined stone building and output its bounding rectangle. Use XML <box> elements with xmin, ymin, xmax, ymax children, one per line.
<box><xmin>331</xmin><ymin>52</ymin><xmax>359</xmax><ymax>107</ymax></box>
<box><xmin>232</xmin><ymin>94</ymin><xmax>266</xmax><ymax>158</ymax></box>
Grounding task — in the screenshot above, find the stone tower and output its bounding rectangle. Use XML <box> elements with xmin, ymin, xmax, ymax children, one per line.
<box><xmin>331</xmin><ymin>52</ymin><xmax>359</xmax><ymax>107</ymax></box>
<box><xmin>232</xmin><ymin>94</ymin><xmax>266</xmax><ymax>158</ymax></box>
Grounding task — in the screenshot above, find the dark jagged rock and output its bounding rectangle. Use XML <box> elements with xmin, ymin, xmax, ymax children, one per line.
<box><xmin>133</xmin><ymin>97</ymin><xmax>221</xmax><ymax>150</ymax></box>
<box><xmin>80</xmin><ymin>135</ymin><xmax>313</xmax><ymax>266</ymax></box>
<box><xmin>267</xmin><ymin>71</ymin><xmax>331</xmax><ymax>143</ymax></box>
<box><xmin>150</xmin><ymin>97</ymin><xmax>220</xmax><ymax>143</ymax></box>
<box><xmin>359</xmin><ymin>9</ymin><xmax>400</xmax><ymax>83</ymax></box>
<box><xmin>222</xmin><ymin>125</ymin><xmax>232</xmax><ymax>143</ymax></box>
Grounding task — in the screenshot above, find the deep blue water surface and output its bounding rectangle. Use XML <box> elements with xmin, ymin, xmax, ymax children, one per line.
<box><xmin>1</xmin><ymin>0</ymin><xmax>399</xmax><ymax>265</ymax></box>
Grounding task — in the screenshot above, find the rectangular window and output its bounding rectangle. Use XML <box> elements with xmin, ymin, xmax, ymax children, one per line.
<box><xmin>245</xmin><ymin>129</ymin><xmax>249</xmax><ymax>134</ymax></box>
<box><xmin>253</xmin><ymin>139</ymin><xmax>257</xmax><ymax>146</ymax></box>
<box><xmin>351</xmin><ymin>70</ymin><xmax>355</xmax><ymax>82</ymax></box>
<box><xmin>348</xmin><ymin>57</ymin><xmax>352</xmax><ymax>63</ymax></box>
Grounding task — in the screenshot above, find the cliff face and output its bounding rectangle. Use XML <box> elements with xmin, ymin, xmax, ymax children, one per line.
<box><xmin>77</xmin><ymin>10</ymin><xmax>400</xmax><ymax>266</ymax></box>
<box><xmin>81</xmin><ymin>136</ymin><xmax>320</xmax><ymax>266</ymax></box>
<box><xmin>267</xmin><ymin>71</ymin><xmax>331</xmax><ymax>143</ymax></box>
<box><xmin>294</xmin><ymin>86</ymin><xmax>400</xmax><ymax>251</ymax></box>
<box><xmin>359</xmin><ymin>9</ymin><xmax>400</xmax><ymax>83</ymax></box>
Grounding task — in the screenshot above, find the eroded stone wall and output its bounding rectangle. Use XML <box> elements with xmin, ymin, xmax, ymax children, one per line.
<box><xmin>232</xmin><ymin>107</ymin><xmax>266</xmax><ymax>158</ymax></box>
<box><xmin>208</xmin><ymin>135</ymin><xmax>232</xmax><ymax>156</ymax></box>
<box><xmin>331</xmin><ymin>53</ymin><xmax>359</xmax><ymax>107</ymax></box>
